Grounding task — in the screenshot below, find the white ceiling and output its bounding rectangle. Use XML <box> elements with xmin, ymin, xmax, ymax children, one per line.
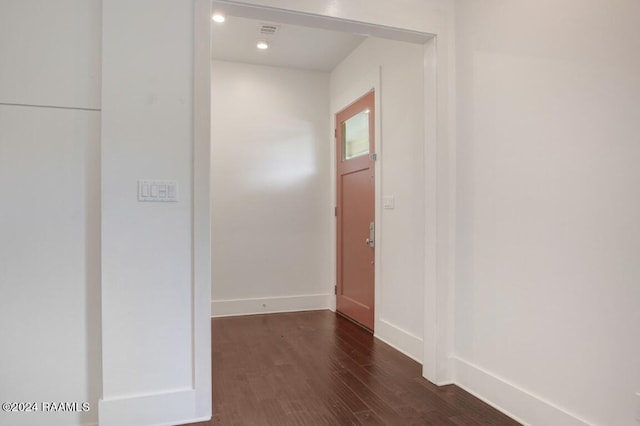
<box><xmin>212</xmin><ymin>15</ymin><xmax>367</xmax><ymax>72</ymax></box>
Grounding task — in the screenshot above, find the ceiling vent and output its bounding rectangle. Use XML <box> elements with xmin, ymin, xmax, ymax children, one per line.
<box><xmin>259</xmin><ymin>24</ymin><xmax>280</xmax><ymax>35</ymax></box>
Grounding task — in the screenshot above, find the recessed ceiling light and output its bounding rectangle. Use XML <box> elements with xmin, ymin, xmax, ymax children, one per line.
<box><xmin>256</xmin><ymin>40</ymin><xmax>269</xmax><ymax>50</ymax></box>
<box><xmin>212</xmin><ymin>13</ymin><xmax>225</xmax><ymax>23</ymax></box>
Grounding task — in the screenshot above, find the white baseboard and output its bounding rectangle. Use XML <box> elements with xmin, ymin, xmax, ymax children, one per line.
<box><xmin>374</xmin><ymin>318</ymin><xmax>423</xmax><ymax>363</ymax></box>
<box><xmin>99</xmin><ymin>389</ymin><xmax>203</xmax><ymax>426</ymax></box>
<box><xmin>453</xmin><ymin>357</ymin><xmax>594</xmax><ymax>426</ymax></box>
<box><xmin>211</xmin><ymin>294</ymin><xmax>331</xmax><ymax>317</ymax></box>
<box><xmin>174</xmin><ymin>415</ymin><xmax>211</xmax><ymax>425</ymax></box>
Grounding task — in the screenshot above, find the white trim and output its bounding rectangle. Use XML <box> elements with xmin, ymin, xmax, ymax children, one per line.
<box><xmin>211</xmin><ymin>294</ymin><xmax>332</xmax><ymax>317</ymax></box>
<box><xmin>98</xmin><ymin>389</ymin><xmax>197</xmax><ymax>426</ymax></box>
<box><xmin>454</xmin><ymin>357</ymin><xmax>595</xmax><ymax>426</ymax></box>
<box><xmin>375</xmin><ymin>318</ymin><xmax>423</xmax><ymax>363</ymax></box>
<box><xmin>213</xmin><ymin>0</ymin><xmax>432</xmax><ymax>44</ymax></box>
<box><xmin>422</xmin><ymin>34</ymin><xmax>439</xmax><ymax>385</ymax></box>
<box><xmin>422</xmin><ymin>34</ymin><xmax>456</xmax><ymax>386</ymax></box>
<box><xmin>192</xmin><ymin>0</ymin><xmax>212</xmax><ymax>422</ymax></box>
<box><xmin>174</xmin><ymin>416</ymin><xmax>212</xmax><ymax>426</ymax></box>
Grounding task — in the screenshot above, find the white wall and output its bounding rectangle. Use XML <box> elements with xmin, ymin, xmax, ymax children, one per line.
<box><xmin>0</xmin><ymin>0</ymin><xmax>101</xmax><ymax>109</ymax></box>
<box><xmin>211</xmin><ymin>60</ymin><xmax>332</xmax><ymax>316</ymax></box>
<box><xmin>331</xmin><ymin>37</ymin><xmax>426</xmax><ymax>362</ymax></box>
<box><xmin>0</xmin><ymin>2</ymin><xmax>101</xmax><ymax>426</ymax></box>
<box><xmin>454</xmin><ymin>1</ymin><xmax>640</xmax><ymax>425</ymax></box>
<box><xmin>2</xmin><ymin>1</ymin><xmax>210</xmax><ymax>425</ymax></box>
<box><xmin>100</xmin><ymin>0</ymin><xmax>211</xmax><ymax>425</ymax></box>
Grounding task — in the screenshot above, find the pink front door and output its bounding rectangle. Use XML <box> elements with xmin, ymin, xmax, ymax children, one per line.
<box><xmin>336</xmin><ymin>91</ymin><xmax>375</xmax><ymax>331</ymax></box>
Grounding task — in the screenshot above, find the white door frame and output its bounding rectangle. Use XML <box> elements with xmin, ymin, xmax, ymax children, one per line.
<box><xmin>332</xmin><ymin>84</ymin><xmax>379</xmax><ymax>331</ymax></box>
<box><xmin>205</xmin><ymin>0</ymin><xmax>455</xmax><ymax>386</ymax></box>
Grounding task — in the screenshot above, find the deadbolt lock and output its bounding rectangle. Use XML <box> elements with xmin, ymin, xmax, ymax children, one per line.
<box><xmin>366</xmin><ymin>222</ymin><xmax>375</xmax><ymax>248</ymax></box>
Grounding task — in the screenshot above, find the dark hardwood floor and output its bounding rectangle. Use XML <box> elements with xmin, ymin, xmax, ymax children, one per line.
<box><xmin>185</xmin><ymin>310</ymin><xmax>520</xmax><ymax>425</ymax></box>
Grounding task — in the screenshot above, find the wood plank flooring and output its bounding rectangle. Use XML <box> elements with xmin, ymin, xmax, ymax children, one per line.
<box><xmin>185</xmin><ymin>310</ymin><xmax>520</xmax><ymax>426</ymax></box>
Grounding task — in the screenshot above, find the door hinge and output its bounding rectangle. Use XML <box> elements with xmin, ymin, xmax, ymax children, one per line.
<box><xmin>334</xmin><ymin>128</ymin><xmax>337</xmax><ymax>138</ymax></box>
<box><xmin>334</xmin><ymin>206</ymin><xmax>337</xmax><ymax>217</ymax></box>
<box><xmin>334</xmin><ymin>285</ymin><xmax>337</xmax><ymax>295</ymax></box>
<box><xmin>369</xmin><ymin>153</ymin><xmax>377</xmax><ymax>161</ymax></box>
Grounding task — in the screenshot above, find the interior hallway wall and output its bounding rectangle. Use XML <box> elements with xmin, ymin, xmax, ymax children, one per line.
<box><xmin>99</xmin><ymin>0</ymin><xmax>212</xmax><ymax>424</ymax></box>
<box><xmin>454</xmin><ymin>1</ymin><xmax>640</xmax><ymax>425</ymax></box>
<box><xmin>331</xmin><ymin>37</ymin><xmax>426</xmax><ymax>362</ymax></box>
<box><xmin>2</xmin><ymin>2</ymin><xmax>211</xmax><ymax>425</ymax></box>
<box><xmin>211</xmin><ymin>60</ymin><xmax>333</xmax><ymax>316</ymax></box>
<box><xmin>0</xmin><ymin>2</ymin><xmax>101</xmax><ymax>426</ymax></box>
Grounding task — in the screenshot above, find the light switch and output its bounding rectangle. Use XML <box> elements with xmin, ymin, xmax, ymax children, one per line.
<box><xmin>383</xmin><ymin>196</ymin><xmax>395</xmax><ymax>209</ymax></box>
<box><xmin>138</xmin><ymin>180</ymin><xmax>178</xmax><ymax>202</ymax></box>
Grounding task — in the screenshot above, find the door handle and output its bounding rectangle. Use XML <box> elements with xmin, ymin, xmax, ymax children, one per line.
<box><xmin>366</xmin><ymin>222</ymin><xmax>375</xmax><ymax>248</ymax></box>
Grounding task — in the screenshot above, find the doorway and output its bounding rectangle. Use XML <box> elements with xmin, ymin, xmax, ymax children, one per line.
<box><xmin>336</xmin><ymin>91</ymin><xmax>376</xmax><ymax>330</ymax></box>
<box><xmin>207</xmin><ymin>0</ymin><xmax>451</xmax><ymax>385</ymax></box>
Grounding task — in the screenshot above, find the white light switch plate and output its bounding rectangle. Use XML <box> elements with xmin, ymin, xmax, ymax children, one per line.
<box><xmin>383</xmin><ymin>196</ymin><xmax>395</xmax><ymax>209</ymax></box>
<box><xmin>138</xmin><ymin>180</ymin><xmax>178</xmax><ymax>202</ymax></box>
